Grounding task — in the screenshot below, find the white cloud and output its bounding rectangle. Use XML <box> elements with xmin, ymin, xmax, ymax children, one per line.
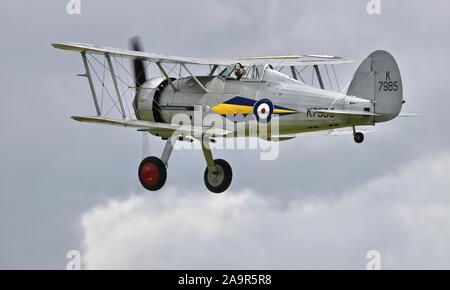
<box><xmin>80</xmin><ymin>152</ymin><xmax>450</xmax><ymax>269</ymax></box>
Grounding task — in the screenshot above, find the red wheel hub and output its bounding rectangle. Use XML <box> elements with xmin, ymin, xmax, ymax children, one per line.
<box><xmin>140</xmin><ymin>162</ymin><xmax>159</xmax><ymax>187</ymax></box>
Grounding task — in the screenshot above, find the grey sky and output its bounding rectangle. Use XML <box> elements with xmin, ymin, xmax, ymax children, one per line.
<box><xmin>1</xmin><ymin>0</ymin><xmax>450</xmax><ymax>269</ymax></box>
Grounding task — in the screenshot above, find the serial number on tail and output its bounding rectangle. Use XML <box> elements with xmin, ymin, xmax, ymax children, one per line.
<box><xmin>379</xmin><ymin>71</ymin><xmax>399</xmax><ymax>92</ymax></box>
<box><xmin>378</xmin><ymin>81</ymin><xmax>398</xmax><ymax>92</ymax></box>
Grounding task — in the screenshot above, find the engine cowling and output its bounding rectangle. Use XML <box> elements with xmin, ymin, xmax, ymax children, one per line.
<box><xmin>134</xmin><ymin>76</ymin><xmax>172</xmax><ymax>122</ymax></box>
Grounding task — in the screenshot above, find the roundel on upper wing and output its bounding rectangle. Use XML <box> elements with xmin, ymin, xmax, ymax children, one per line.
<box><xmin>253</xmin><ymin>99</ymin><xmax>274</xmax><ymax>123</ymax></box>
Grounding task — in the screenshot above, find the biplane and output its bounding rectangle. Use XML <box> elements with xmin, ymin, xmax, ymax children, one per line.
<box><xmin>53</xmin><ymin>38</ymin><xmax>407</xmax><ymax>193</ymax></box>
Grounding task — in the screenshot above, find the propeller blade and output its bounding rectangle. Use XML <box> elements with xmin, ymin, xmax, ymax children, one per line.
<box><xmin>129</xmin><ymin>37</ymin><xmax>147</xmax><ymax>89</ymax></box>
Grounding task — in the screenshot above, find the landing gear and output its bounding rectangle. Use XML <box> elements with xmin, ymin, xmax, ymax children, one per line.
<box><xmin>354</xmin><ymin>132</ymin><xmax>364</xmax><ymax>144</ymax></box>
<box><xmin>138</xmin><ymin>156</ymin><xmax>167</xmax><ymax>191</ymax></box>
<box><xmin>138</xmin><ymin>136</ymin><xmax>233</xmax><ymax>193</ymax></box>
<box><xmin>138</xmin><ymin>137</ymin><xmax>174</xmax><ymax>191</ymax></box>
<box><xmin>201</xmin><ymin>137</ymin><xmax>232</xmax><ymax>193</ymax></box>
<box><xmin>204</xmin><ymin>159</ymin><xmax>233</xmax><ymax>194</ymax></box>
<box><xmin>353</xmin><ymin>126</ymin><xmax>365</xmax><ymax>144</ymax></box>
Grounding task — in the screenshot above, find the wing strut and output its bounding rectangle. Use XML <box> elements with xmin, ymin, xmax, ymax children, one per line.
<box><xmin>181</xmin><ymin>64</ymin><xmax>209</xmax><ymax>93</ymax></box>
<box><xmin>209</xmin><ymin>65</ymin><xmax>219</xmax><ymax>76</ymax></box>
<box><xmin>313</xmin><ymin>65</ymin><xmax>325</xmax><ymax>89</ymax></box>
<box><xmin>106</xmin><ymin>54</ymin><xmax>127</xmax><ymax>119</ymax></box>
<box><xmin>290</xmin><ymin>66</ymin><xmax>298</xmax><ymax>80</ymax></box>
<box><xmin>80</xmin><ymin>52</ymin><xmax>101</xmax><ymax>116</ymax></box>
<box><xmin>156</xmin><ymin>62</ymin><xmax>178</xmax><ymax>92</ymax></box>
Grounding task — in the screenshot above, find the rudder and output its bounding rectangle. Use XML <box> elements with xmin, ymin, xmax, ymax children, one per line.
<box><xmin>347</xmin><ymin>51</ymin><xmax>403</xmax><ymax>123</ymax></box>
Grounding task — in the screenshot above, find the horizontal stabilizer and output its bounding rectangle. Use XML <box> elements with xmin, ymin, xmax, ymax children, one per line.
<box><xmin>398</xmin><ymin>112</ymin><xmax>422</xmax><ymax>117</ymax></box>
<box><xmin>322</xmin><ymin>127</ymin><xmax>372</xmax><ymax>136</ymax></box>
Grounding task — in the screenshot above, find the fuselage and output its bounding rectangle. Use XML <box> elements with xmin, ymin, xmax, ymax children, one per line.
<box><xmin>136</xmin><ymin>67</ymin><xmax>375</xmax><ymax>138</ymax></box>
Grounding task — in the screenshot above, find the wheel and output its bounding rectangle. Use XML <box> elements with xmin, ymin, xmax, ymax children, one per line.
<box><xmin>204</xmin><ymin>159</ymin><xmax>232</xmax><ymax>193</ymax></box>
<box><xmin>138</xmin><ymin>156</ymin><xmax>167</xmax><ymax>191</ymax></box>
<box><xmin>354</xmin><ymin>132</ymin><xmax>365</xmax><ymax>144</ymax></box>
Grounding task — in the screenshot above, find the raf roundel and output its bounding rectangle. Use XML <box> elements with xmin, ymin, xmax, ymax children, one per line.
<box><xmin>253</xmin><ymin>99</ymin><xmax>274</xmax><ymax>123</ymax></box>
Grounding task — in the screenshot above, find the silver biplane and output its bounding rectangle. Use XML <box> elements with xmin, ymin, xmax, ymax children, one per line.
<box><xmin>53</xmin><ymin>38</ymin><xmax>407</xmax><ymax>193</ymax></box>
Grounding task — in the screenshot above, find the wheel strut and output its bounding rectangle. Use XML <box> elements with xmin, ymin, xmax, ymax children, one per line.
<box><xmin>201</xmin><ymin>136</ymin><xmax>217</xmax><ymax>173</ymax></box>
<box><xmin>138</xmin><ymin>137</ymin><xmax>176</xmax><ymax>191</ymax></box>
<box><xmin>161</xmin><ymin>137</ymin><xmax>175</xmax><ymax>167</ymax></box>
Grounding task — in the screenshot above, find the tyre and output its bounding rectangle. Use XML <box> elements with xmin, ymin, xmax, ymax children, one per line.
<box><xmin>354</xmin><ymin>132</ymin><xmax>365</xmax><ymax>144</ymax></box>
<box><xmin>138</xmin><ymin>156</ymin><xmax>167</xmax><ymax>191</ymax></box>
<box><xmin>203</xmin><ymin>159</ymin><xmax>232</xmax><ymax>193</ymax></box>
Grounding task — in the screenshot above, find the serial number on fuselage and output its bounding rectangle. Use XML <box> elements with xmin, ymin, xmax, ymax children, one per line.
<box><xmin>306</xmin><ymin>108</ymin><xmax>335</xmax><ymax>118</ymax></box>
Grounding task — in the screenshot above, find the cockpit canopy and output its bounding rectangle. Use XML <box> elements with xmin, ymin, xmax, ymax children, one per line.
<box><xmin>218</xmin><ymin>63</ymin><xmax>301</xmax><ymax>84</ymax></box>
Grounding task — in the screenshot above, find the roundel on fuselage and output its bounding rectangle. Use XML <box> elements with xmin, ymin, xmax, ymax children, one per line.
<box><xmin>253</xmin><ymin>99</ymin><xmax>274</xmax><ymax>123</ymax></box>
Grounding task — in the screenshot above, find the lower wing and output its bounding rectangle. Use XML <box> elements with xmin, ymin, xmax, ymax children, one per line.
<box><xmin>71</xmin><ymin>115</ymin><xmax>231</xmax><ymax>137</ymax></box>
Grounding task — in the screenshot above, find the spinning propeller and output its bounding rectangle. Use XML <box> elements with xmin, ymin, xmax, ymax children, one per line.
<box><xmin>129</xmin><ymin>37</ymin><xmax>151</xmax><ymax>159</ymax></box>
<box><xmin>130</xmin><ymin>36</ymin><xmax>147</xmax><ymax>89</ymax></box>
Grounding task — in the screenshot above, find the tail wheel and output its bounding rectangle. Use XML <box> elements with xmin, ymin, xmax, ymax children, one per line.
<box><xmin>354</xmin><ymin>132</ymin><xmax>365</xmax><ymax>144</ymax></box>
<box><xmin>138</xmin><ymin>156</ymin><xmax>167</xmax><ymax>191</ymax></box>
<box><xmin>204</xmin><ymin>159</ymin><xmax>232</xmax><ymax>194</ymax></box>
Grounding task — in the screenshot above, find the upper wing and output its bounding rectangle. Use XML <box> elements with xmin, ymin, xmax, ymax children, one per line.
<box><xmin>71</xmin><ymin>115</ymin><xmax>232</xmax><ymax>137</ymax></box>
<box><xmin>226</xmin><ymin>54</ymin><xmax>353</xmax><ymax>66</ymax></box>
<box><xmin>52</xmin><ymin>42</ymin><xmax>226</xmax><ymax>65</ymax></box>
<box><xmin>52</xmin><ymin>42</ymin><xmax>353</xmax><ymax>66</ymax></box>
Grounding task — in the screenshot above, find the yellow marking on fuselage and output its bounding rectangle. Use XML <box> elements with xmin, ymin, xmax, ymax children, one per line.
<box><xmin>212</xmin><ymin>104</ymin><xmax>299</xmax><ymax>115</ymax></box>
<box><xmin>212</xmin><ymin>104</ymin><xmax>254</xmax><ymax>115</ymax></box>
<box><xmin>274</xmin><ymin>108</ymin><xmax>298</xmax><ymax>114</ymax></box>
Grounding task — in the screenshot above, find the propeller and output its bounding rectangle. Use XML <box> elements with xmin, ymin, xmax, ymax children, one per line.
<box><xmin>129</xmin><ymin>36</ymin><xmax>147</xmax><ymax>89</ymax></box>
<box><xmin>129</xmin><ymin>37</ymin><xmax>150</xmax><ymax>159</ymax></box>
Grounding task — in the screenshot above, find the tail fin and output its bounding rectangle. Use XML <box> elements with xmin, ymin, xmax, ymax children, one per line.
<box><xmin>347</xmin><ymin>51</ymin><xmax>403</xmax><ymax>123</ymax></box>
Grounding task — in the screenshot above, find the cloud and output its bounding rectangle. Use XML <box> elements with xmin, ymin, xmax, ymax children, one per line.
<box><xmin>80</xmin><ymin>152</ymin><xmax>450</xmax><ymax>269</ymax></box>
